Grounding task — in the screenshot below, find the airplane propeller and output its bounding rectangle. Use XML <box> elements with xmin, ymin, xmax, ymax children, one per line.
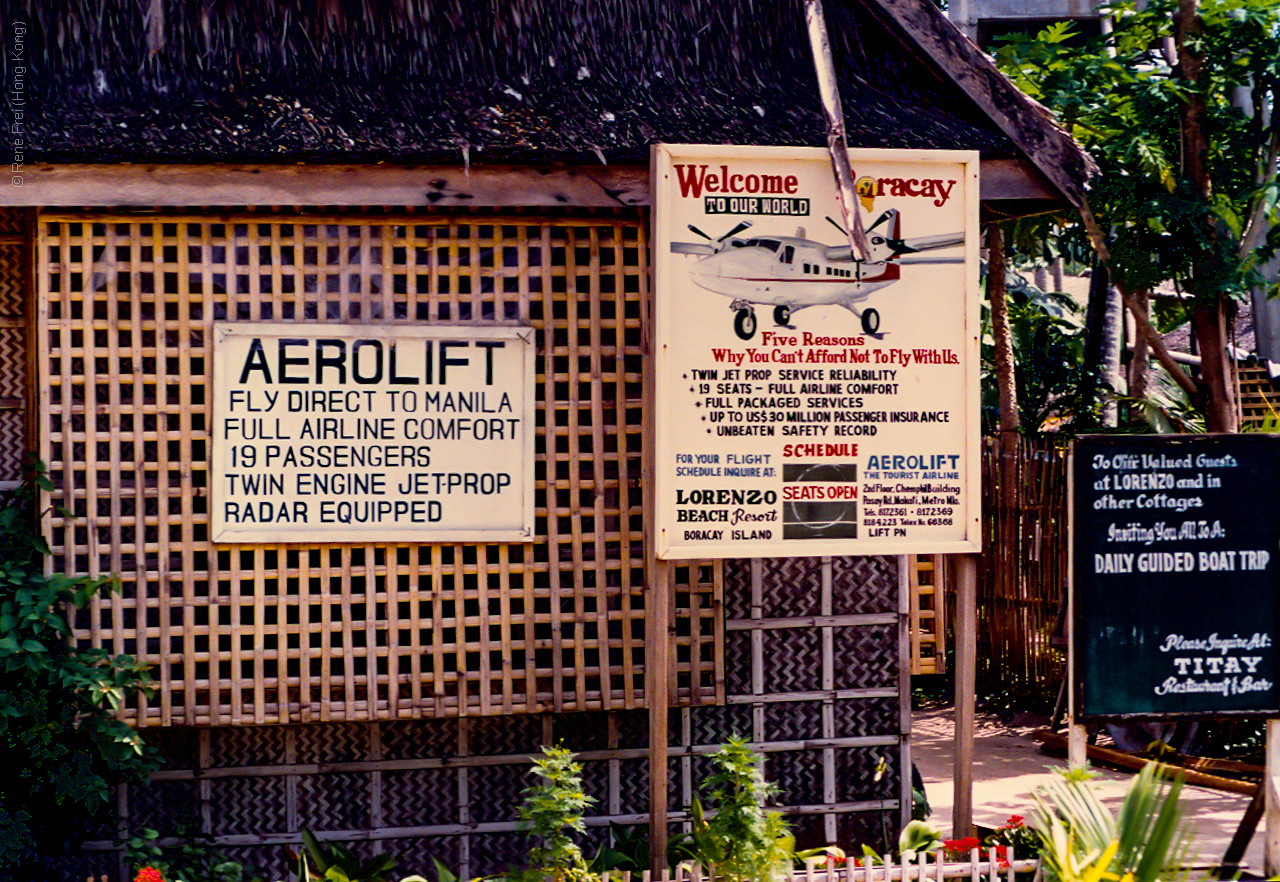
<box><xmin>687</xmin><ymin>220</ymin><xmax>752</xmax><ymax>245</ymax></box>
<box><xmin>673</xmin><ymin>221</ymin><xmax>754</xmax><ymax>256</ymax></box>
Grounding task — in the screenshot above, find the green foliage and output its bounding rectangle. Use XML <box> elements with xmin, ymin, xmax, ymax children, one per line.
<box><xmin>981</xmin><ymin>267</ymin><xmax>1087</xmax><ymax>434</ymax></box>
<box><xmin>0</xmin><ymin>458</ymin><xmax>158</xmax><ymax>876</ymax></box>
<box><xmin>669</xmin><ymin>738</ymin><xmax>795</xmax><ymax>882</ymax></box>
<box><xmin>984</xmin><ymin>815</ymin><xmax>1040</xmax><ymax>857</ymax></box>
<box><xmin>519</xmin><ymin>745</ymin><xmax>595</xmax><ymax>882</ymax></box>
<box><xmin>126</xmin><ymin>826</ymin><xmax>263</xmax><ymax>882</ymax></box>
<box><xmin>289</xmin><ymin>828</ymin><xmax>398</xmax><ymax>882</ymax></box>
<box><xmin>994</xmin><ymin>0</ymin><xmax>1280</xmax><ymax>305</ymax></box>
<box><xmin>587</xmin><ymin>824</ymin><xmax>648</xmax><ymax>873</ymax></box>
<box><xmin>1029</xmin><ymin>764</ymin><xmax>1195</xmax><ymax>882</ymax></box>
<box><xmin>897</xmin><ymin>820</ymin><xmax>944</xmax><ymax>861</ymax></box>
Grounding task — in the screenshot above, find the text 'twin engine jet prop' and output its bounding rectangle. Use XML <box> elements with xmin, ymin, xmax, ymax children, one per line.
<box><xmin>669</xmin><ymin>209</ymin><xmax>964</xmax><ymax>340</ymax></box>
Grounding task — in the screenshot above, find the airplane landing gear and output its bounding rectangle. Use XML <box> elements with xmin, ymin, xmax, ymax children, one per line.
<box><xmin>734</xmin><ymin>308</ymin><xmax>758</xmax><ymax>341</ymax></box>
<box><xmin>773</xmin><ymin>305</ymin><xmax>791</xmax><ymax>327</ymax></box>
<box><xmin>860</xmin><ymin>308</ymin><xmax>880</xmax><ymax>335</ymax></box>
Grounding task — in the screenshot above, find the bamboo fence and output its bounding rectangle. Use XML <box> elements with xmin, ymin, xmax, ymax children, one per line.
<box><xmin>973</xmin><ymin>435</ymin><xmax>1068</xmax><ymax>696</ymax></box>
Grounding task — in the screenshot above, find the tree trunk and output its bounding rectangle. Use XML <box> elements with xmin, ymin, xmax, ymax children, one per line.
<box><xmin>1079</xmin><ymin>262</ymin><xmax>1110</xmax><ymax>420</ymax></box>
<box><xmin>988</xmin><ymin>224</ymin><xmax>1020</xmax><ymax>439</ymax></box>
<box><xmin>1128</xmin><ymin>288</ymin><xmax>1150</xmax><ymax>403</ymax></box>
<box><xmin>1176</xmin><ymin>0</ymin><xmax>1237</xmax><ymax>432</ymax></box>
<box><xmin>1192</xmin><ymin>298</ymin><xmax>1237</xmax><ymax>431</ymax></box>
<box><xmin>1099</xmin><ymin>281</ymin><xmax>1124</xmax><ymax>427</ymax></box>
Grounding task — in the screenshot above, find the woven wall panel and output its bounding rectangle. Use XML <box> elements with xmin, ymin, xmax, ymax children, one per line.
<box><xmin>208</xmin><ymin>776</ymin><xmax>290</xmax><ymax>835</ymax></box>
<box><xmin>833</xmin><ymin>696</ymin><xmax>899</xmax><ymax>737</ymax></box>
<box><xmin>0</xmin><ymin>411</ymin><xmax>23</xmax><ymax>480</ymax></box>
<box><xmin>0</xmin><ymin>326</ymin><xmax>22</xmax><ymax>399</ymax></box>
<box><xmin>297</xmin><ymin>773</ymin><xmax>373</xmax><ymax>830</ymax></box>
<box><xmin>832</xmin><ymin>624</ymin><xmax>898</xmax><ymax>689</ymax></box>
<box><xmin>761</xmin><ymin>628</ymin><xmax>824</xmax><ymax>694</ymax></box>
<box><xmin>832</xmin><ymin>556</ymin><xmax>899</xmax><ymax>614</ymax></box>
<box><xmin>0</xmin><ymin>243</ymin><xmax>23</xmax><ymax>314</ymax></box>
<box><xmin>382</xmin><ymin>769</ymin><xmax>459</xmax><ymax>826</ymax></box>
<box><xmin>467</xmin><ymin>764</ymin><xmax>529</xmax><ymax>823</ymax></box>
<box><xmin>762</xmin><ymin>699</ymin><xmax>824</xmax><ymax>742</ymax></box>
<box><xmin>35</xmin><ymin>212</ymin><xmax>721</xmax><ymax>726</ymax></box>
<box><xmin>87</xmin><ymin>553</ymin><xmax>907</xmax><ymax>877</ymax></box>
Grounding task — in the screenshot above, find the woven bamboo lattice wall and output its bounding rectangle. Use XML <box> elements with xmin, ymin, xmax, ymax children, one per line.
<box><xmin>69</xmin><ymin>555</ymin><xmax>905</xmax><ymax>882</ymax></box>
<box><xmin>35</xmin><ymin>211</ymin><xmax>722</xmax><ymax>727</ymax></box>
<box><xmin>0</xmin><ymin>208</ymin><xmax>26</xmax><ymax>488</ymax></box>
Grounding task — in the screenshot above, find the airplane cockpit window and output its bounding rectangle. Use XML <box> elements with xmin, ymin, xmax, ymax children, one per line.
<box><xmin>744</xmin><ymin>239</ymin><xmax>780</xmax><ymax>252</ymax></box>
<box><xmin>781</xmin><ymin>246</ymin><xmax>794</xmax><ymax>264</ymax></box>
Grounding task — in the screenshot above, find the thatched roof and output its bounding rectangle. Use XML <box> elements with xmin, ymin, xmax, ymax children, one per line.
<box><xmin>2</xmin><ymin>0</ymin><xmax>1090</xmax><ymax>204</ymax></box>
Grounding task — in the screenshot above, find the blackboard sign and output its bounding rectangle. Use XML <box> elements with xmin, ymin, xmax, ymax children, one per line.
<box><xmin>1073</xmin><ymin>435</ymin><xmax>1280</xmax><ymax>719</ymax></box>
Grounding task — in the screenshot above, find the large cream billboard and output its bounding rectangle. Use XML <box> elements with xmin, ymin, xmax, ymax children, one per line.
<box><xmin>653</xmin><ymin>144</ymin><xmax>981</xmax><ymax>560</ymax></box>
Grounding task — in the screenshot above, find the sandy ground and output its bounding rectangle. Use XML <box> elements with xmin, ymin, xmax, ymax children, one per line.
<box><xmin>911</xmin><ymin>706</ymin><xmax>1265</xmax><ymax>875</ymax></box>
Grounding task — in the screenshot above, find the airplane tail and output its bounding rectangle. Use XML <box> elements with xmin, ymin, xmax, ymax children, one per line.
<box><xmin>866</xmin><ymin>209</ymin><xmax>902</xmax><ymax>262</ymax></box>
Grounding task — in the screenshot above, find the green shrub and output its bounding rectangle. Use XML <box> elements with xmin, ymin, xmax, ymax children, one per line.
<box><xmin>670</xmin><ymin>738</ymin><xmax>794</xmax><ymax>882</ymax></box>
<box><xmin>519</xmin><ymin>745</ymin><xmax>595</xmax><ymax>882</ymax></box>
<box><xmin>0</xmin><ymin>459</ymin><xmax>158</xmax><ymax>876</ymax></box>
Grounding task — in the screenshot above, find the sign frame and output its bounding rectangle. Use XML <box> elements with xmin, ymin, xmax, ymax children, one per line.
<box><xmin>651</xmin><ymin>143</ymin><xmax>982</xmax><ymax>560</ymax></box>
<box><xmin>1070</xmin><ymin>433</ymin><xmax>1280</xmax><ymax>721</ymax></box>
<box><xmin>211</xmin><ymin>321</ymin><xmax>537</xmax><ymax>545</ymax></box>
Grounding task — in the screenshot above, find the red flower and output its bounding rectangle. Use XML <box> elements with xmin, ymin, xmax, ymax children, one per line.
<box><xmin>1005</xmin><ymin>815</ymin><xmax>1025</xmax><ymax>827</ymax></box>
<box><xmin>135</xmin><ymin>868</ymin><xmax>164</xmax><ymax>882</ymax></box>
<box><xmin>943</xmin><ymin>837</ymin><xmax>982</xmax><ymax>858</ymax></box>
<box><xmin>994</xmin><ymin>844</ymin><xmax>1010</xmax><ymax>868</ymax></box>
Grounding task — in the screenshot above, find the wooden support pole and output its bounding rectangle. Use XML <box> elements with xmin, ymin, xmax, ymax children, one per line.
<box><xmin>1266</xmin><ymin>718</ymin><xmax>1280</xmax><ymax>875</ymax></box>
<box><xmin>952</xmin><ymin>553</ymin><xmax>977</xmax><ymax>838</ymax></box>
<box><xmin>648</xmin><ymin>558</ymin><xmax>673</xmax><ymax>871</ymax></box>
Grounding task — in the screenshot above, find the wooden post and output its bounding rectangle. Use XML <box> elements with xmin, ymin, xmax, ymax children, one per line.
<box><xmin>648</xmin><ymin>558</ymin><xmax>673</xmax><ymax>871</ymax></box>
<box><xmin>1266</xmin><ymin>718</ymin><xmax>1280</xmax><ymax>875</ymax></box>
<box><xmin>953</xmin><ymin>553</ymin><xmax>977</xmax><ymax>838</ymax></box>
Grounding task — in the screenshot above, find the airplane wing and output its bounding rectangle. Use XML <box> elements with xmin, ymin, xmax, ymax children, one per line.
<box><xmin>671</xmin><ymin>242</ymin><xmax>715</xmax><ymax>256</ymax></box>
<box><xmin>822</xmin><ymin>245</ymin><xmax>854</xmax><ymax>262</ymax></box>
<box><xmin>900</xmin><ymin>233</ymin><xmax>965</xmax><ymax>252</ymax></box>
<box><xmin>895</xmin><ymin>256</ymin><xmax>966</xmax><ymax>264</ymax></box>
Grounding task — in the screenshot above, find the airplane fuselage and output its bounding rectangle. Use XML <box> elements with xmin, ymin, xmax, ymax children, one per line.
<box><xmin>687</xmin><ymin>236</ymin><xmax>900</xmax><ymax>310</ymax></box>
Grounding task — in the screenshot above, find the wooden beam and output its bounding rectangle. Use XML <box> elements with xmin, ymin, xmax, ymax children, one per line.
<box><xmin>952</xmin><ymin>553</ymin><xmax>977</xmax><ymax>838</ymax></box>
<box><xmin>979</xmin><ymin>158</ymin><xmax>1059</xmax><ymax>203</ymax></box>
<box><xmin>1032</xmin><ymin>730</ymin><xmax>1260</xmax><ymax>797</ymax></box>
<box><xmin>4</xmin><ymin>163</ymin><xmax>649</xmax><ymax>208</ymax></box>
<box><xmin>866</xmin><ymin>0</ymin><xmax>1094</xmax><ymax>207</ymax></box>
<box><xmin>1267</xmin><ymin>719</ymin><xmax>1280</xmax><ymax>875</ymax></box>
<box><xmin>8</xmin><ymin>159</ymin><xmax>1057</xmax><ymax>210</ymax></box>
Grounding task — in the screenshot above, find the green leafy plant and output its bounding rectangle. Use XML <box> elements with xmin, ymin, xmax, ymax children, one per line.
<box><xmin>897</xmin><ymin>819</ymin><xmax>944</xmax><ymax>861</ymax></box>
<box><xmin>1029</xmin><ymin>764</ymin><xmax>1194</xmax><ymax>882</ymax></box>
<box><xmin>126</xmin><ymin>825</ymin><xmax>262</xmax><ymax>882</ymax></box>
<box><xmin>0</xmin><ymin>457</ymin><xmax>158</xmax><ymax>877</ymax></box>
<box><xmin>587</xmin><ymin>824</ymin><xmax>648</xmax><ymax>873</ymax></box>
<box><xmin>288</xmin><ymin>828</ymin><xmax>398</xmax><ymax>882</ymax></box>
<box><xmin>984</xmin><ymin>815</ymin><xmax>1039</xmax><ymax>857</ymax></box>
<box><xmin>669</xmin><ymin>738</ymin><xmax>795</xmax><ymax>882</ymax></box>
<box><xmin>519</xmin><ymin>745</ymin><xmax>595</xmax><ymax>882</ymax></box>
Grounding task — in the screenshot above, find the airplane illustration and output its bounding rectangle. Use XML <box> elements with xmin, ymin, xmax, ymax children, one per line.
<box><xmin>670</xmin><ymin>209</ymin><xmax>964</xmax><ymax>340</ymax></box>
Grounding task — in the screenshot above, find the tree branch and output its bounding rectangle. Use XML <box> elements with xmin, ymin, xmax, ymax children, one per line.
<box><xmin>1077</xmin><ymin>199</ymin><xmax>1201</xmax><ymax>399</ymax></box>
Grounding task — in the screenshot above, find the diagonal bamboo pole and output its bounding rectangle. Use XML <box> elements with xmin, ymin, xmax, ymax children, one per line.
<box><xmin>804</xmin><ymin>0</ymin><xmax>872</xmax><ymax>262</ymax></box>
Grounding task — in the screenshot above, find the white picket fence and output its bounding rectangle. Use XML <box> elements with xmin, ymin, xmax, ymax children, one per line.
<box><xmin>603</xmin><ymin>849</ymin><xmax>1040</xmax><ymax>882</ymax></box>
